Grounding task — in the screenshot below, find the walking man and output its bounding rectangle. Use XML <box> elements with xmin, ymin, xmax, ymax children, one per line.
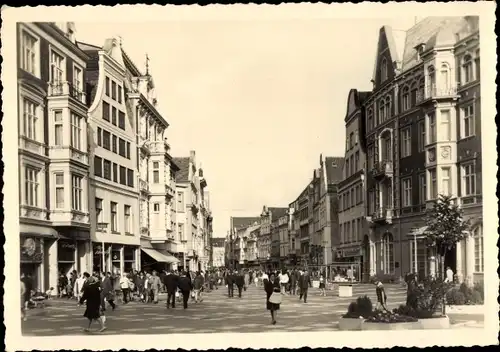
<box><xmin>299</xmin><ymin>269</ymin><xmax>312</xmax><ymax>303</ymax></box>
<box><xmin>178</xmin><ymin>271</ymin><xmax>193</xmax><ymax>309</ymax></box>
<box><xmin>226</xmin><ymin>270</ymin><xmax>235</xmax><ymax>298</ymax></box>
<box><xmin>164</xmin><ymin>270</ymin><xmax>179</xmax><ymax>309</ymax></box>
<box><xmin>235</xmin><ymin>270</ymin><xmax>245</xmax><ymax>298</ymax></box>
<box><xmin>150</xmin><ymin>271</ymin><xmax>161</xmax><ymax>304</ymax></box>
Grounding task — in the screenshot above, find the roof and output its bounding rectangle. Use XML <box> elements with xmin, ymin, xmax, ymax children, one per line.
<box><xmin>121</xmin><ymin>48</ymin><xmax>143</xmax><ymax>77</ymax></box>
<box><xmin>268</xmin><ymin>207</ymin><xmax>288</xmax><ymax>220</ymax></box>
<box><xmin>231</xmin><ymin>217</ymin><xmax>261</xmax><ymax>230</ymax></box>
<box><xmin>76</xmin><ymin>41</ymin><xmax>101</xmax><ymax>106</ymax></box>
<box><xmin>173</xmin><ymin>157</ymin><xmax>190</xmax><ymax>183</ymax></box>
<box><xmin>324</xmin><ymin>157</ymin><xmax>344</xmax><ymax>184</ymax></box>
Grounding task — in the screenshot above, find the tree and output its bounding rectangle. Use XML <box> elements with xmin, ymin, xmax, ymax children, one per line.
<box><xmin>424</xmin><ymin>194</ymin><xmax>470</xmax><ymax>280</ymax></box>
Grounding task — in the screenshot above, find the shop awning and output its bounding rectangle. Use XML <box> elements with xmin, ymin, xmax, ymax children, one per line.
<box><xmin>408</xmin><ymin>226</ymin><xmax>428</xmax><ymax>237</ymax></box>
<box><xmin>141</xmin><ymin>248</ymin><xmax>180</xmax><ymax>264</ymax></box>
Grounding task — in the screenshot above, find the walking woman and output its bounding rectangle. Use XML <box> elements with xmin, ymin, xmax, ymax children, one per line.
<box><xmin>319</xmin><ymin>274</ymin><xmax>326</xmax><ymax>296</ymax></box>
<box><xmin>79</xmin><ymin>273</ymin><xmax>106</xmax><ymax>333</ymax></box>
<box><xmin>264</xmin><ymin>272</ymin><xmax>281</xmax><ymax>325</ymax></box>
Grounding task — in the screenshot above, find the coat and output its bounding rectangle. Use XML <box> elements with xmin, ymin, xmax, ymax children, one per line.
<box><xmin>299</xmin><ymin>274</ymin><xmax>312</xmax><ymax>290</ymax></box>
<box><xmin>264</xmin><ymin>278</ymin><xmax>281</xmax><ymax>311</ymax></box>
<box><xmin>164</xmin><ymin>274</ymin><xmax>179</xmax><ymax>293</ymax></box>
<box><xmin>101</xmin><ymin>277</ymin><xmax>115</xmax><ymax>300</ymax></box>
<box><xmin>234</xmin><ymin>274</ymin><xmax>244</xmax><ymax>288</ymax></box>
<box><xmin>80</xmin><ymin>280</ymin><xmax>101</xmax><ymax>320</ymax></box>
<box><xmin>178</xmin><ymin>276</ymin><xmax>192</xmax><ymax>293</ymax></box>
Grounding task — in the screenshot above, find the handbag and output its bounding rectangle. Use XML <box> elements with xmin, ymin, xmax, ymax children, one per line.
<box><xmin>269</xmin><ymin>292</ymin><xmax>282</xmax><ymax>305</ymax></box>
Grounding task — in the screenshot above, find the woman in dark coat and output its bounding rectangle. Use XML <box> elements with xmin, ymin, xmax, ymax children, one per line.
<box><xmin>79</xmin><ymin>274</ymin><xmax>106</xmax><ymax>332</ymax></box>
<box><xmin>264</xmin><ymin>272</ymin><xmax>281</xmax><ymax>325</ymax></box>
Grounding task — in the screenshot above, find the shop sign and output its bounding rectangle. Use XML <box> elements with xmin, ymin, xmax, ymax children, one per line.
<box><xmin>339</xmin><ymin>248</ymin><xmax>362</xmax><ymax>258</ymax></box>
<box><xmin>93</xmin><ymin>244</ymin><xmax>103</xmax><ymax>256</ymax></box>
<box><xmin>20</xmin><ymin>237</ymin><xmax>43</xmax><ymax>263</ymax></box>
<box><xmin>59</xmin><ymin>241</ymin><xmax>76</xmax><ymax>250</ymax></box>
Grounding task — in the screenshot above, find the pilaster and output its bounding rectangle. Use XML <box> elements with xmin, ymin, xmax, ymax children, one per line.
<box><xmin>48</xmin><ymin>240</ymin><xmax>58</xmax><ymax>295</ymax></box>
<box><xmin>465</xmin><ymin>235</ymin><xmax>475</xmax><ymax>286</ymax></box>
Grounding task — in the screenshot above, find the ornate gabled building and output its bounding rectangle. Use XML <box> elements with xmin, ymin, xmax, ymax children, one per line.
<box><xmin>228</xmin><ymin>216</ymin><xmax>261</xmax><ymax>269</ymax></box>
<box><xmin>18</xmin><ymin>22</ymin><xmax>91</xmax><ymax>293</ymax></box>
<box><xmin>363</xmin><ymin>17</ymin><xmax>482</xmax><ymax>284</ymax></box>
<box><xmin>261</xmin><ymin>206</ymin><xmax>288</xmax><ymax>270</ymax></box>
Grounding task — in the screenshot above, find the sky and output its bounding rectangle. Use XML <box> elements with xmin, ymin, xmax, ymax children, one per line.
<box><xmin>74</xmin><ymin>17</ymin><xmax>417</xmax><ymax>238</ymax></box>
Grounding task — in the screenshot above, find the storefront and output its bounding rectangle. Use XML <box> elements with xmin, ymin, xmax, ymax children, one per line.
<box><xmin>20</xmin><ymin>236</ymin><xmax>44</xmax><ymax>291</ymax></box>
<box><xmin>92</xmin><ymin>242</ymin><xmax>140</xmax><ymax>275</ymax></box>
<box><xmin>141</xmin><ymin>247</ymin><xmax>180</xmax><ymax>273</ymax></box>
<box><xmin>57</xmin><ymin>240</ymin><xmax>77</xmax><ymax>276</ymax></box>
<box><xmin>333</xmin><ymin>247</ymin><xmax>363</xmax><ymax>281</ymax></box>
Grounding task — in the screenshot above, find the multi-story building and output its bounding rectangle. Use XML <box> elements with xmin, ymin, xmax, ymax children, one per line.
<box><xmin>261</xmin><ymin>206</ymin><xmax>288</xmax><ymax>270</ymax></box>
<box><xmin>287</xmin><ymin>205</ymin><xmax>300</xmax><ymax>266</ymax></box>
<box><xmin>246</xmin><ymin>224</ymin><xmax>261</xmax><ymax>268</ymax></box>
<box><xmin>211</xmin><ymin>237</ymin><xmax>226</xmax><ymax>268</ymax></box>
<box><xmin>228</xmin><ymin>216</ymin><xmax>260</xmax><ymax>269</ymax></box>
<box><xmin>277</xmin><ymin>212</ymin><xmax>290</xmax><ymax>264</ymax></box>
<box><xmin>18</xmin><ymin>22</ymin><xmax>91</xmax><ymax>292</ymax></box>
<box><xmin>295</xmin><ymin>185</ymin><xmax>312</xmax><ymax>267</ymax></box>
<box><xmin>78</xmin><ymin>37</ymin><xmax>142</xmax><ymax>274</ymax></box>
<box><xmin>233</xmin><ymin>223</ymin><xmax>260</xmax><ymax>269</ymax></box>
<box><xmin>174</xmin><ymin>152</ymin><xmax>210</xmax><ymax>272</ymax></box>
<box><xmin>363</xmin><ymin>17</ymin><xmax>482</xmax><ymax>284</ymax></box>
<box><xmin>337</xmin><ymin>90</ymin><xmax>371</xmax><ymax>281</ymax></box>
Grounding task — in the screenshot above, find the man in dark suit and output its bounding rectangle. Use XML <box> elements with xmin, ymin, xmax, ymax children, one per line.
<box><xmin>177</xmin><ymin>271</ymin><xmax>193</xmax><ymax>309</ymax></box>
<box><xmin>226</xmin><ymin>270</ymin><xmax>235</xmax><ymax>298</ymax></box>
<box><xmin>234</xmin><ymin>270</ymin><xmax>245</xmax><ymax>298</ymax></box>
<box><xmin>164</xmin><ymin>270</ymin><xmax>179</xmax><ymax>309</ymax></box>
<box><xmin>299</xmin><ymin>269</ymin><xmax>312</xmax><ymax>303</ymax></box>
<box><xmin>100</xmin><ymin>272</ymin><xmax>116</xmax><ymax>311</ymax></box>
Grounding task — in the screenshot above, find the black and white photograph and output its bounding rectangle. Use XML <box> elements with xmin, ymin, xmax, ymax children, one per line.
<box><xmin>2</xmin><ymin>2</ymin><xmax>498</xmax><ymax>351</ymax></box>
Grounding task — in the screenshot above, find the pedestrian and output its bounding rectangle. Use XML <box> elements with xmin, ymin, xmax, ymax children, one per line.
<box><xmin>374</xmin><ymin>280</ymin><xmax>388</xmax><ymax>311</ymax></box>
<box><xmin>279</xmin><ymin>269</ymin><xmax>289</xmax><ymax>294</ymax></box>
<box><xmin>164</xmin><ymin>270</ymin><xmax>179</xmax><ymax>309</ymax></box>
<box><xmin>243</xmin><ymin>270</ymin><xmax>250</xmax><ymax>291</ymax></box>
<box><xmin>20</xmin><ymin>276</ymin><xmax>27</xmax><ymax>321</ymax></box>
<box><xmin>178</xmin><ymin>271</ymin><xmax>193</xmax><ymax>309</ymax></box>
<box><xmin>298</xmin><ymin>269</ymin><xmax>312</xmax><ymax>303</ymax></box>
<box><xmin>79</xmin><ymin>273</ymin><xmax>106</xmax><ymax>333</ymax></box>
<box><xmin>193</xmin><ymin>271</ymin><xmax>204</xmax><ymax>303</ymax></box>
<box><xmin>100</xmin><ymin>272</ymin><xmax>116</xmax><ymax>311</ymax></box>
<box><xmin>119</xmin><ymin>274</ymin><xmax>130</xmax><ymax>304</ymax></box>
<box><xmin>74</xmin><ymin>273</ymin><xmax>86</xmax><ymax>302</ymax></box>
<box><xmin>319</xmin><ymin>274</ymin><xmax>326</xmax><ymax>296</ymax></box>
<box><xmin>235</xmin><ymin>271</ymin><xmax>244</xmax><ymax>298</ymax></box>
<box><xmin>264</xmin><ymin>272</ymin><xmax>281</xmax><ymax>325</ymax></box>
<box><xmin>150</xmin><ymin>271</ymin><xmax>161</xmax><ymax>304</ymax></box>
<box><xmin>226</xmin><ymin>270</ymin><xmax>235</xmax><ymax>298</ymax></box>
<box><xmin>445</xmin><ymin>267</ymin><xmax>454</xmax><ymax>283</ymax></box>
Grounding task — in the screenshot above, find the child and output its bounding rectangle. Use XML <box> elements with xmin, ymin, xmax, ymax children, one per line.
<box><xmin>45</xmin><ymin>287</ymin><xmax>54</xmax><ymax>299</ymax></box>
<box><xmin>319</xmin><ymin>275</ymin><xmax>326</xmax><ymax>296</ymax></box>
<box><xmin>374</xmin><ymin>280</ymin><xmax>388</xmax><ymax>311</ymax></box>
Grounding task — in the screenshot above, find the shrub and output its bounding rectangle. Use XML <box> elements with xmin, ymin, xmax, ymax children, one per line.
<box><xmin>446</xmin><ymin>289</ymin><xmax>466</xmax><ymax>305</ymax></box>
<box><xmin>473</xmin><ymin>281</ymin><xmax>484</xmax><ymax>300</ymax></box>
<box><xmin>366</xmin><ymin>309</ymin><xmax>418</xmax><ymax>323</ymax></box>
<box><xmin>406</xmin><ymin>276</ymin><xmax>452</xmax><ymax>317</ymax></box>
<box><xmin>342</xmin><ymin>296</ymin><xmax>373</xmax><ymax>318</ymax></box>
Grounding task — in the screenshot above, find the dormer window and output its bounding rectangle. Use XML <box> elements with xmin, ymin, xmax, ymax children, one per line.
<box><xmin>415</xmin><ymin>43</ymin><xmax>426</xmax><ymax>61</ymax></box>
<box><xmin>380</xmin><ymin>58</ymin><xmax>388</xmax><ymax>82</ymax></box>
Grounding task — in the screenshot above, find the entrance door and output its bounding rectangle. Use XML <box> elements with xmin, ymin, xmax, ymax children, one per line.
<box><xmin>444</xmin><ymin>246</ymin><xmax>457</xmax><ymax>278</ymax></box>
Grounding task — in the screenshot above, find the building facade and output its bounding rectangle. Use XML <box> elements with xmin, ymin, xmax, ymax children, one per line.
<box><xmin>363</xmin><ymin>17</ymin><xmax>482</xmax><ymax>284</ymax></box>
<box><xmin>246</xmin><ymin>225</ymin><xmax>261</xmax><ymax>267</ymax></box>
<box><xmin>211</xmin><ymin>237</ymin><xmax>226</xmax><ymax>268</ymax></box>
<box><xmin>18</xmin><ymin>22</ymin><xmax>91</xmax><ymax>293</ymax></box>
<box><xmin>260</xmin><ymin>206</ymin><xmax>288</xmax><ymax>270</ymax></box>
<box><xmin>228</xmin><ymin>216</ymin><xmax>260</xmax><ymax>269</ymax></box>
<box><xmin>337</xmin><ymin>90</ymin><xmax>371</xmax><ymax>281</ymax></box>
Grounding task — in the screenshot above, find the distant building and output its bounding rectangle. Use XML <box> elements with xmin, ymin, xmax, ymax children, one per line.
<box><xmin>211</xmin><ymin>237</ymin><xmax>225</xmax><ymax>268</ymax></box>
<box><xmin>261</xmin><ymin>206</ymin><xmax>288</xmax><ymax>270</ymax></box>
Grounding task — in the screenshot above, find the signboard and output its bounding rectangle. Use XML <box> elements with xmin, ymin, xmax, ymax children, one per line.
<box><xmin>58</xmin><ymin>240</ymin><xmax>76</xmax><ymax>263</ymax></box>
<box><xmin>20</xmin><ymin>237</ymin><xmax>43</xmax><ymax>263</ymax></box>
<box><xmin>339</xmin><ymin>248</ymin><xmax>362</xmax><ymax>258</ymax></box>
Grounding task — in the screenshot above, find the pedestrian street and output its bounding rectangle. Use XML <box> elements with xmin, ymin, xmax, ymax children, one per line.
<box><xmin>22</xmin><ymin>283</ymin><xmax>412</xmax><ymax>336</ymax></box>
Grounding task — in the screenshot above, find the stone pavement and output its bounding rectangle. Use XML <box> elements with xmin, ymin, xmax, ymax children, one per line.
<box><xmin>21</xmin><ymin>283</ymin><xmax>481</xmax><ymax>335</ymax></box>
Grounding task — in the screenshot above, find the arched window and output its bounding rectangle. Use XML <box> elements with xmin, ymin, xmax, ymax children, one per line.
<box><xmin>462</xmin><ymin>54</ymin><xmax>473</xmax><ymax>84</ymax></box>
<box><xmin>378</xmin><ymin>98</ymin><xmax>386</xmax><ymax>123</ymax></box>
<box><xmin>440</xmin><ymin>63</ymin><xmax>450</xmax><ymax>94</ymax></box>
<box><xmin>410</xmin><ymin>82</ymin><xmax>418</xmax><ymax>106</ymax></box>
<box><xmin>402</xmin><ymin>86</ymin><xmax>410</xmax><ymax>111</ymax></box>
<box><xmin>385</xmin><ymin>96</ymin><xmax>392</xmax><ymax>118</ymax></box>
<box><xmin>427</xmin><ymin>66</ymin><xmax>436</xmax><ymax>92</ymax></box>
<box><xmin>382</xmin><ymin>233</ymin><xmax>395</xmax><ymax>274</ymax></box>
<box><xmin>473</xmin><ymin>225</ymin><xmax>483</xmax><ymax>273</ymax></box>
<box><xmin>381</xmin><ymin>58</ymin><xmax>388</xmax><ymax>82</ymax></box>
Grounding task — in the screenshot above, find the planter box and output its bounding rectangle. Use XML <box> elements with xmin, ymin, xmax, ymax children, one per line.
<box><xmin>338</xmin><ymin>285</ymin><xmax>353</xmax><ymax>297</ymax></box>
<box><xmin>312</xmin><ymin>280</ymin><xmax>320</xmax><ymax>288</ymax></box>
<box><xmin>362</xmin><ymin>321</ymin><xmax>419</xmax><ymax>331</ymax></box>
<box><xmin>417</xmin><ymin>316</ymin><xmax>450</xmax><ymax>329</ymax></box>
<box><xmin>338</xmin><ymin>317</ymin><xmax>364</xmax><ymax>331</ymax></box>
<box><xmin>446</xmin><ymin>305</ymin><xmax>484</xmax><ymax>315</ymax></box>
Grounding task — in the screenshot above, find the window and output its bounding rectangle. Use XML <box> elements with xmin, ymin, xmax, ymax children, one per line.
<box><xmin>97</xmin><ymin>127</ymin><xmax>102</xmax><ymax>147</ymax></box>
<box><xmin>71</xmin><ymin>174</ymin><xmax>83</xmax><ymax>211</ymax></box>
<box><xmin>21</xmin><ymin>31</ymin><xmax>38</xmax><ymax>75</ymax></box>
<box><xmin>24</xmin><ymin>167</ymin><xmax>39</xmax><ymax>207</ymax></box>
<box><xmin>23</xmin><ymin>99</ymin><xmax>38</xmax><ymax>140</ymax></box>
<box><xmin>124</xmin><ymin>205</ymin><xmax>131</xmax><ymax>233</ymax></box>
<box><xmin>402</xmin><ymin>86</ymin><xmax>410</xmax><ymax>111</ymax></box>
<box><xmin>153</xmin><ymin>203</ymin><xmax>160</xmax><ymax>213</ymax></box>
<box><xmin>94</xmin><ymin>156</ymin><xmax>102</xmax><ymax>177</ymax></box>
<box><xmin>402</xmin><ymin>177</ymin><xmax>412</xmax><ymax>207</ymax></box>
<box><xmin>54</xmin><ymin>110</ymin><xmax>63</xmax><ymax>146</ymax></box>
<box><xmin>112</xmin><ymin>135</ymin><xmax>117</xmax><ymax>153</ymax></box>
<box><xmin>410</xmin><ymin>239</ymin><xmax>428</xmax><ymax>277</ymax></box>
<box><xmin>462</xmin><ymin>105</ymin><xmax>475</xmax><ymax>138</ymax></box>
<box><xmin>73</xmin><ymin>66</ymin><xmax>83</xmax><ymax>92</ymax></box>
<box><xmin>473</xmin><ymin>226</ymin><xmax>483</xmax><ymax>273</ymax></box>
<box><xmin>118</xmin><ymin>138</ymin><xmax>126</xmax><ymax>157</ymax></box>
<box><xmin>55</xmin><ymin>173</ymin><xmax>64</xmax><ymax>208</ymax></box>
<box><xmin>382</xmin><ymin>135</ymin><xmax>392</xmax><ymax>161</ymax></box>
<box><xmin>462</xmin><ymin>54</ymin><xmax>473</xmax><ymax>84</ymax></box>
<box><xmin>111</xmin><ymin>81</ymin><xmax>117</xmax><ymax>100</ymax></box>
<box><xmin>367</xmin><ymin>108</ymin><xmax>373</xmax><ymax>131</ymax></box>
<box><xmin>418</xmin><ymin>121</ymin><xmax>426</xmax><ymax>152</ymax></box>
<box><xmin>382</xmin><ymin>233</ymin><xmax>395</xmax><ymax>274</ymax></box>
<box><xmin>153</xmin><ymin>162</ymin><xmax>160</xmax><ymax>183</ymax></box>
<box><xmin>378</xmin><ymin>98</ymin><xmax>386</xmax><ymax>123</ymax></box>
<box><xmin>440</xmin><ymin>110</ymin><xmax>451</xmax><ymax>141</ymax></box>
<box><xmin>126</xmin><ymin>142</ymin><xmax>131</xmax><ymax>159</ymax></box>
<box><xmin>428</xmin><ymin>113</ymin><xmax>436</xmax><ymax>144</ymax></box>
<box><xmin>410</xmin><ymin>82</ymin><xmax>418</xmax><ymax>106</ymax></box>
<box><xmin>345</xmin><ymin>158</ymin><xmax>350</xmax><ymax>178</ymax></box>
<box><xmin>70</xmin><ymin>113</ymin><xmax>82</xmax><ymax>150</ymax></box>
<box><xmin>110</xmin><ymin>202</ymin><xmax>118</xmax><ymax>232</ymax></box>
<box><xmin>427</xmin><ymin>66</ymin><xmax>436</xmax><ymax>91</ymax></box>
<box><xmin>385</xmin><ymin>97</ymin><xmax>391</xmax><ymax>119</ymax></box>
<box><xmin>441</xmin><ymin>167</ymin><xmax>451</xmax><ymax>196</ymax></box>
<box><xmin>462</xmin><ymin>164</ymin><xmax>476</xmax><ymax>196</ymax></box>
<box><xmin>349</xmin><ymin>132</ymin><xmax>354</xmax><ymax>149</ymax></box>
<box><xmin>178</xmin><ymin>223</ymin><xmax>184</xmax><ymax>241</ymax></box>
<box><xmin>368</xmin><ymin>190</ymin><xmax>375</xmax><ymax>214</ymax></box>
<box><xmin>102</xmin><ymin>101</ymin><xmax>110</xmax><ymax>121</ymax></box>
<box><xmin>354</xmin><ymin>151</ymin><xmax>359</xmax><ymax>171</ymax></box>
<box><xmin>118</xmin><ymin>111</ymin><xmax>126</xmax><ymax>130</ymax></box>
<box><xmin>119</xmin><ymin>166</ymin><xmax>127</xmax><ymax>185</ymax></box>
<box><xmin>474</xmin><ymin>50</ymin><xmax>480</xmax><ymax>81</ymax></box>
<box><xmin>118</xmin><ymin>86</ymin><xmax>122</xmax><ymax>103</ymax></box>
<box><xmin>112</xmin><ymin>163</ymin><xmax>118</xmax><ymax>183</ymax></box>
<box><xmin>354</xmin><ymin>130</ymin><xmax>359</xmax><ymax>145</ymax></box>
<box><xmin>111</xmin><ymin>107</ymin><xmax>117</xmax><ymax>125</ymax></box>
<box><xmin>127</xmin><ymin>169</ymin><xmax>134</xmax><ymax>187</ymax></box>
<box><xmin>380</xmin><ymin>58</ymin><xmax>388</xmax><ymax>82</ymax></box>
<box><xmin>50</xmin><ymin>50</ymin><xmax>64</xmax><ymax>85</ymax></box>
<box><xmin>401</xmin><ymin>127</ymin><xmax>411</xmax><ymax>157</ymax></box>
<box><xmin>367</xmin><ymin>146</ymin><xmax>374</xmax><ymax>170</ymax></box>
<box><xmin>105</xmin><ymin>77</ymin><xmax>110</xmax><ymax>96</ymax></box>
<box><xmin>95</xmin><ymin>198</ymin><xmax>103</xmax><ymax>223</ymax></box>
<box><xmin>419</xmin><ymin>174</ymin><xmax>426</xmax><ymax>204</ymax></box>
<box><xmin>417</xmin><ymin>79</ymin><xmax>425</xmax><ymax>103</ymax></box>
<box><xmin>177</xmin><ymin>192</ymin><xmax>184</xmax><ymax>209</ymax></box>
<box><xmin>102</xmin><ymin>130</ymin><xmax>111</xmax><ymax>150</ymax></box>
<box><xmin>345</xmin><ymin>134</ymin><xmax>350</xmax><ymax>151</ymax></box>
<box><xmin>429</xmin><ymin>168</ymin><xmax>437</xmax><ymax>199</ymax></box>
<box><xmin>103</xmin><ymin>159</ymin><xmax>111</xmax><ymax>180</ymax></box>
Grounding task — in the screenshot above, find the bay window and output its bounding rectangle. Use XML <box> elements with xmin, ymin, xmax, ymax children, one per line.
<box><xmin>54</xmin><ymin>110</ymin><xmax>63</xmax><ymax>146</ymax></box>
<box><xmin>24</xmin><ymin>166</ymin><xmax>39</xmax><ymax>207</ymax></box>
<box><xmin>21</xmin><ymin>30</ymin><xmax>38</xmax><ymax>75</ymax></box>
<box><xmin>440</xmin><ymin>109</ymin><xmax>451</xmax><ymax>141</ymax></box>
<box><xmin>50</xmin><ymin>49</ymin><xmax>65</xmax><ymax>85</ymax></box>
<box><xmin>441</xmin><ymin>167</ymin><xmax>451</xmax><ymax>196</ymax></box>
<box><xmin>71</xmin><ymin>174</ymin><xmax>83</xmax><ymax>211</ymax></box>
<box><xmin>70</xmin><ymin>113</ymin><xmax>82</xmax><ymax>150</ymax></box>
<box><xmin>23</xmin><ymin>98</ymin><xmax>38</xmax><ymax>141</ymax></box>
<box><xmin>55</xmin><ymin>173</ymin><xmax>64</xmax><ymax>208</ymax></box>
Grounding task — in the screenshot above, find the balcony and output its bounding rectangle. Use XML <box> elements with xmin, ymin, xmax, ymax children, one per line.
<box><xmin>139</xmin><ymin>178</ymin><xmax>149</xmax><ymax>194</ymax></box>
<box><xmin>47</xmin><ymin>81</ymin><xmax>87</xmax><ymax>105</ymax></box>
<box><xmin>18</xmin><ymin>136</ymin><xmax>46</xmax><ymax>157</ymax></box>
<box><xmin>165</xmin><ymin>184</ymin><xmax>175</xmax><ymax>199</ymax></box>
<box><xmin>150</xmin><ymin>140</ymin><xmax>170</xmax><ymax>155</ymax></box>
<box><xmin>49</xmin><ymin>146</ymin><xmax>89</xmax><ymax>166</ymax></box>
<box><xmin>20</xmin><ymin>205</ymin><xmax>49</xmax><ymax>222</ymax></box>
<box><xmin>51</xmin><ymin>209</ymin><xmax>90</xmax><ymax>227</ymax></box>
<box><xmin>370</xmin><ymin>207</ymin><xmax>393</xmax><ymax>224</ymax></box>
<box><xmin>370</xmin><ymin>160</ymin><xmax>393</xmax><ymax>180</ymax></box>
<box><xmin>424</xmin><ymin>84</ymin><xmax>459</xmax><ymax>101</ymax></box>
